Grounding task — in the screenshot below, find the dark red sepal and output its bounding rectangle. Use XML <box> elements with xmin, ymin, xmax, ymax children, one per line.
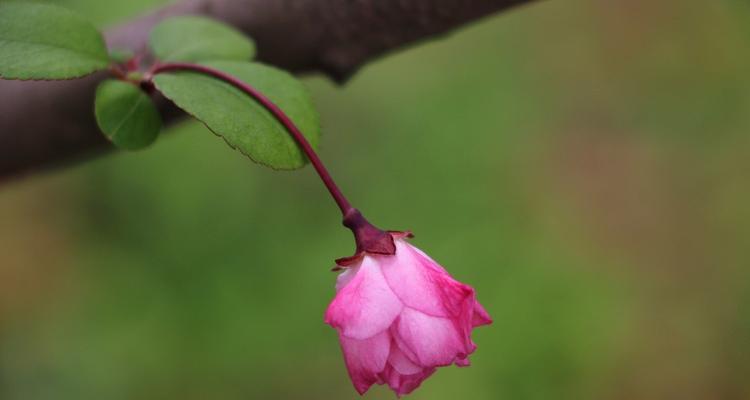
<box><xmin>334</xmin><ymin>252</ymin><xmax>365</xmax><ymax>267</ymax></box>
<box><xmin>333</xmin><ymin>209</ymin><xmax>398</xmax><ymax>269</ymax></box>
<box><xmin>388</xmin><ymin>230</ymin><xmax>414</xmax><ymax>239</ymax></box>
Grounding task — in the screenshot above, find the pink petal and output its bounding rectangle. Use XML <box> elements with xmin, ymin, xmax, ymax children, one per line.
<box><xmin>456</xmin><ymin>293</ymin><xmax>480</xmax><ymax>353</ymax></box>
<box><xmin>394</xmin><ymin>307</ymin><xmax>467</xmax><ymax>367</ymax></box>
<box><xmin>388</xmin><ymin>344</ymin><xmax>423</xmax><ymax>375</ymax></box>
<box><xmin>455</xmin><ymin>355</ymin><xmax>471</xmax><ymax>367</ymax></box>
<box><xmin>334</xmin><ymin>263</ymin><xmax>359</xmax><ymax>291</ymax></box>
<box><xmin>379</xmin><ymin>239</ymin><xmax>474</xmax><ymax>318</ymax></box>
<box><xmin>380</xmin><ymin>364</ymin><xmax>436</xmax><ymax>397</ymax></box>
<box><xmin>339</xmin><ymin>331</ymin><xmax>391</xmax><ymax>395</ymax></box>
<box><xmin>405</xmin><ymin>242</ymin><xmax>447</xmax><ymax>274</ymax></box>
<box><xmin>472</xmin><ymin>301</ymin><xmax>493</xmax><ymax>327</ymax></box>
<box><xmin>325</xmin><ymin>256</ymin><xmax>403</xmax><ymax>339</ymax></box>
<box><xmin>390</xmin><ymin>323</ymin><xmax>421</xmax><ymax>365</ymax></box>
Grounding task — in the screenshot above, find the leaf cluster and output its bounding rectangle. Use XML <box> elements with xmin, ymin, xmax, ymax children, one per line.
<box><xmin>0</xmin><ymin>3</ymin><xmax>320</xmax><ymax>169</ymax></box>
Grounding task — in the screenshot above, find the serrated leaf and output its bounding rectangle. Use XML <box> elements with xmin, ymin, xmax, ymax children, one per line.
<box><xmin>149</xmin><ymin>16</ymin><xmax>255</xmax><ymax>63</ymax></box>
<box><xmin>0</xmin><ymin>2</ymin><xmax>109</xmax><ymax>80</ymax></box>
<box><xmin>152</xmin><ymin>61</ymin><xmax>319</xmax><ymax>169</ymax></box>
<box><xmin>95</xmin><ymin>80</ymin><xmax>162</xmax><ymax>150</ymax></box>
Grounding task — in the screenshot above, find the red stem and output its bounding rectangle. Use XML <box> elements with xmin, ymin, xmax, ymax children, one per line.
<box><xmin>146</xmin><ymin>62</ymin><xmax>396</xmax><ymax>258</ymax></box>
<box><xmin>148</xmin><ymin>62</ymin><xmax>353</xmax><ymax>216</ymax></box>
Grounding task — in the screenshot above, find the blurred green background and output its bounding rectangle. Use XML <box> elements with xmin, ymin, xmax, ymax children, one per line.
<box><xmin>2</xmin><ymin>0</ymin><xmax>750</xmax><ymax>399</ymax></box>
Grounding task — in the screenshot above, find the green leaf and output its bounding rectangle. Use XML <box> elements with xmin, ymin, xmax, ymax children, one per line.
<box><xmin>149</xmin><ymin>16</ymin><xmax>255</xmax><ymax>63</ymax></box>
<box><xmin>95</xmin><ymin>80</ymin><xmax>162</xmax><ymax>150</ymax></box>
<box><xmin>153</xmin><ymin>61</ymin><xmax>319</xmax><ymax>169</ymax></box>
<box><xmin>0</xmin><ymin>2</ymin><xmax>109</xmax><ymax>80</ymax></box>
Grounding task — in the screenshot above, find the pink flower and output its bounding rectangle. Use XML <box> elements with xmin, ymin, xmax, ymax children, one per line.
<box><xmin>325</xmin><ymin>232</ymin><xmax>492</xmax><ymax>396</ymax></box>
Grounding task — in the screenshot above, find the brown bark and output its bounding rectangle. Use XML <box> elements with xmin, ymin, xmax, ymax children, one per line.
<box><xmin>0</xmin><ymin>0</ymin><xmax>537</xmax><ymax>181</ymax></box>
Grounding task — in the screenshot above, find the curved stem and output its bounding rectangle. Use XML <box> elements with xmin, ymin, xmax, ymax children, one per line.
<box><xmin>149</xmin><ymin>62</ymin><xmax>353</xmax><ymax>215</ymax></box>
<box><xmin>148</xmin><ymin>62</ymin><xmax>397</xmax><ymax>258</ymax></box>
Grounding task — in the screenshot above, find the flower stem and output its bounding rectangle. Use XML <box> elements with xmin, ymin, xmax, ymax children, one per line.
<box><xmin>147</xmin><ymin>62</ymin><xmax>396</xmax><ymax>258</ymax></box>
<box><xmin>148</xmin><ymin>62</ymin><xmax>354</xmax><ymax>216</ymax></box>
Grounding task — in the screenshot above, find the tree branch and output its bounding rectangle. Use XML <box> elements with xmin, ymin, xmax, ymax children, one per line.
<box><xmin>0</xmin><ymin>0</ymin><xmax>537</xmax><ymax>182</ymax></box>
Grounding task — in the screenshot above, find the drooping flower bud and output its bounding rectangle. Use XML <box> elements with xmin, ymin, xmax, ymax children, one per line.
<box><xmin>325</xmin><ymin>231</ymin><xmax>492</xmax><ymax>396</ymax></box>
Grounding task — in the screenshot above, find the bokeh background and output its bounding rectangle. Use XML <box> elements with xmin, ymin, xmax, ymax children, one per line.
<box><xmin>2</xmin><ymin>0</ymin><xmax>750</xmax><ymax>398</ymax></box>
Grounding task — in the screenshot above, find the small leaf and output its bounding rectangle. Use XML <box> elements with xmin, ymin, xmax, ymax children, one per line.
<box><xmin>149</xmin><ymin>16</ymin><xmax>255</xmax><ymax>63</ymax></box>
<box><xmin>153</xmin><ymin>61</ymin><xmax>319</xmax><ymax>169</ymax></box>
<box><xmin>95</xmin><ymin>80</ymin><xmax>162</xmax><ymax>150</ymax></box>
<box><xmin>0</xmin><ymin>2</ymin><xmax>109</xmax><ymax>80</ymax></box>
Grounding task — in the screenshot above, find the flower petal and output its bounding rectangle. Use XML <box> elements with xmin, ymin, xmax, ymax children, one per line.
<box><xmin>472</xmin><ymin>301</ymin><xmax>493</xmax><ymax>327</ymax></box>
<box><xmin>334</xmin><ymin>262</ymin><xmax>359</xmax><ymax>291</ymax></box>
<box><xmin>379</xmin><ymin>239</ymin><xmax>474</xmax><ymax>318</ymax></box>
<box><xmin>338</xmin><ymin>331</ymin><xmax>391</xmax><ymax>395</ymax></box>
<box><xmin>380</xmin><ymin>364</ymin><xmax>436</xmax><ymax>397</ymax></box>
<box><xmin>455</xmin><ymin>357</ymin><xmax>471</xmax><ymax>367</ymax></box>
<box><xmin>407</xmin><ymin>243</ymin><xmax>447</xmax><ymax>273</ymax></box>
<box><xmin>388</xmin><ymin>343</ymin><xmax>423</xmax><ymax>375</ymax></box>
<box><xmin>325</xmin><ymin>256</ymin><xmax>403</xmax><ymax>339</ymax></box>
<box><xmin>455</xmin><ymin>292</ymin><xmax>480</xmax><ymax>355</ymax></box>
<box><xmin>394</xmin><ymin>307</ymin><xmax>466</xmax><ymax>367</ymax></box>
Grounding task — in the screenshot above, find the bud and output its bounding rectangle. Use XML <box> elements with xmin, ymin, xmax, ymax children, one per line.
<box><xmin>325</xmin><ymin>232</ymin><xmax>492</xmax><ymax>396</ymax></box>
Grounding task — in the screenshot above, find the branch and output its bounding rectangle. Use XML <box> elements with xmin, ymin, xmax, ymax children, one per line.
<box><xmin>0</xmin><ymin>0</ymin><xmax>537</xmax><ymax>181</ymax></box>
